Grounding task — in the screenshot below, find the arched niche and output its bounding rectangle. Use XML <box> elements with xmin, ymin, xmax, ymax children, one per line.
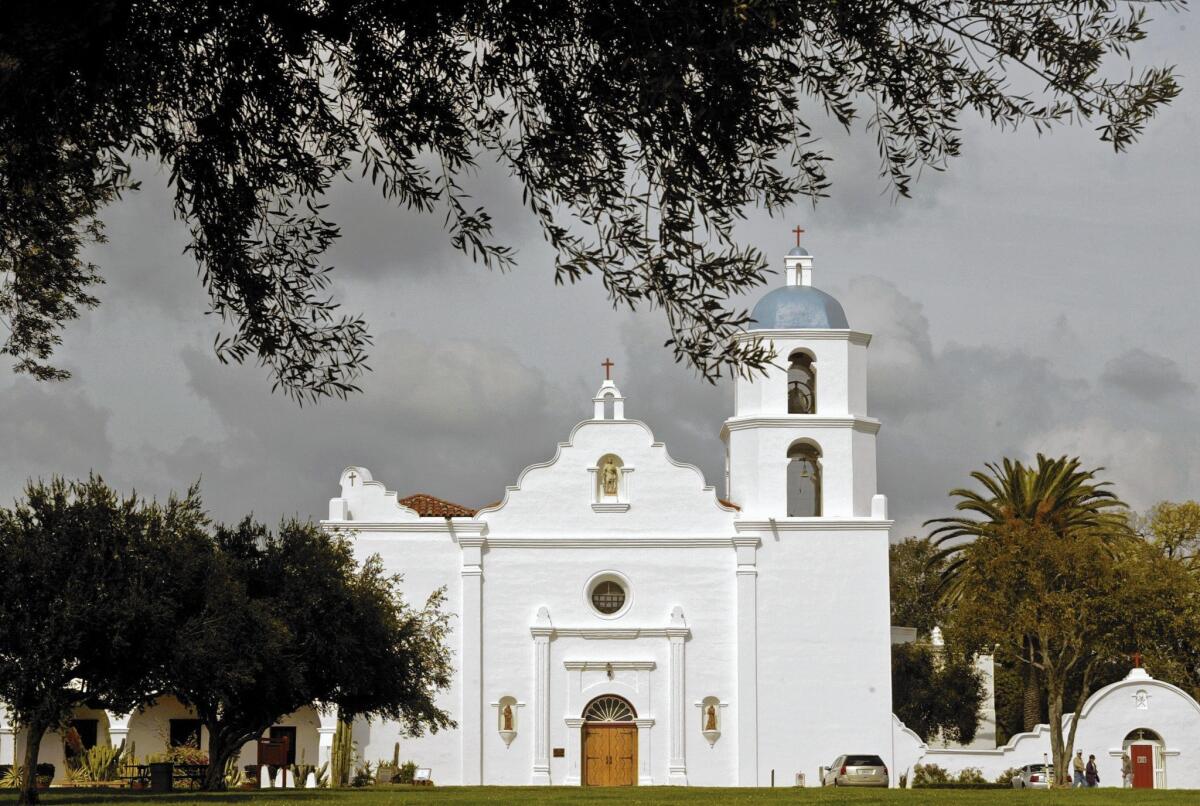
<box><xmin>786</xmin><ymin>440</ymin><xmax>822</xmax><ymax>517</ymax></box>
<box><xmin>787</xmin><ymin>350</ymin><xmax>816</xmax><ymax>414</ymax></box>
<box><xmin>495</xmin><ymin>695</ymin><xmax>521</xmax><ymax>747</ymax></box>
<box><xmin>594</xmin><ymin>453</ymin><xmax>626</xmax><ymax>502</ymax></box>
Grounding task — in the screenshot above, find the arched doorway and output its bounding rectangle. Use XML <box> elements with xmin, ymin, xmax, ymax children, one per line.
<box><xmin>581</xmin><ymin>695</ymin><xmax>637</xmax><ymax>787</ymax></box>
<box><xmin>1124</xmin><ymin>728</ymin><xmax>1164</xmax><ymax>788</ymax></box>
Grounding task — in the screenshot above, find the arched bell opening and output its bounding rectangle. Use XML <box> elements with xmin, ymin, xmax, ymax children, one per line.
<box><xmin>787</xmin><ymin>350</ymin><xmax>816</xmax><ymax>414</ymax></box>
<box><xmin>786</xmin><ymin>440</ymin><xmax>822</xmax><ymax>517</ymax></box>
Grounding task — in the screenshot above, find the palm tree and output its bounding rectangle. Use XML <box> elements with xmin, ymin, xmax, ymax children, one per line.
<box><xmin>925</xmin><ymin>454</ymin><xmax>1132</xmax><ymax>733</ymax></box>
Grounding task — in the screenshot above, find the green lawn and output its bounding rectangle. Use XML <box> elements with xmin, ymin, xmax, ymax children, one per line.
<box><xmin>2</xmin><ymin>788</ymin><xmax>1196</xmax><ymax>806</ymax></box>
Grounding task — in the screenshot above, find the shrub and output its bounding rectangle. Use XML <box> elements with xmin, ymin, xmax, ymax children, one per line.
<box><xmin>997</xmin><ymin>767</ymin><xmax>1023</xmax><ymax>785</ymax></box>
<box><xmin>351</xmin><ymin>760</ymin><xmax>374</xmax><ymax>787</ymax></box>
<box><xmin>73</xmin><ymin>742</ymin><xmax>124</xmax><ymax>782</ymax></box>
<box><xmin>913</xmin><ymin>763</ymin><xmax>949</xmax><ymax>786</ymax></box>
<box><xmin>957</xmin><ymin>767</ymin><xmax>986</xmax><ymax>784</ymax></box>
<box><xmin>397</xmin><ymin>761</ymin><xmax>418</xmax><ymax>784</ymax></box>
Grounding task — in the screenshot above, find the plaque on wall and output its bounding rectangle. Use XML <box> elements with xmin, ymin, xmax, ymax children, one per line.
<box><xmin>552</xmin><ymin>748</ymin><xmax>565</xmax><ymax>758</ymax></box>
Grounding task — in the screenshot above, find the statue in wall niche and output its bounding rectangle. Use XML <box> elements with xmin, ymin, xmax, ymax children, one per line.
<box><xmin>705</xmin><ymin>704</ymin><xmax>717</xmax><ymax>732</ymax></box>
<box><xmin>601</xmin><ymin>457</ymin><xmax>620</xmax><ymax>497</ymax></box>
<box><xmin>502</xmin><ymin>704</ymin><xmax>514</xmax><ymax>731</ymax></box>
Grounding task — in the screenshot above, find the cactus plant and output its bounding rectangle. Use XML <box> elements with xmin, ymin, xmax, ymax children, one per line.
<box><xmin>330</xmin><ymin>718</ymin><xmax>353</xmax><ymax>787</ymax></box>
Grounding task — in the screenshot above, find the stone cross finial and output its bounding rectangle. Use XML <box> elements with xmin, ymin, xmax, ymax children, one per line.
<box><xmin>1132</xmin><ymin>650</ymin><xmax>1143</xmax><ymax>668</ymax></box>
<box><xmin>601</xmin><ymin>357</ymin><xmax>615</xmax><ymax>380</ymax></box>
<box><xmin>792</xmin><ymin>225</ymin><xmax>806</xmax><ymax>247</ymax></box>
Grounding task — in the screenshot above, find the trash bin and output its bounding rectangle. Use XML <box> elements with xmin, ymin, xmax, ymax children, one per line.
<box><xmin>149</xmin><ymin>762</ymin><xmax>173</xmax><ymax>792</ymax></box>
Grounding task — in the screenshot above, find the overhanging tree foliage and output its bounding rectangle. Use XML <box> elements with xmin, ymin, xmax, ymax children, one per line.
<box><xmin>0</xmin><ymin>1</ymin><xmax>1182</xmax><ymax>398</ymax></box>
<box><xmin>0</xmin><ymin>477</ymin><xmax>209</xmax><ymax>805</ymax></box>
<box><xmin>167</xmin><ymin>518</ymin><xmax>453</xmax><ymax>791</ymax></box>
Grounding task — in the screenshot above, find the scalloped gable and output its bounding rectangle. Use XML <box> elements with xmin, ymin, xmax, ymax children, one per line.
<box><xmin>329</xmin><ymin>466</ymin><xmax>424</xmax><ymax>522</ymax></box>
<box><xmin>477</xmin><ymin>417</ymin><xmax>737</xmax><ymax>535</ymax></box>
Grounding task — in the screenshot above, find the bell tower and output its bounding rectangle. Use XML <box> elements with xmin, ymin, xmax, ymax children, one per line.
<box><xmin>721</xmin><ymin>236</ymin><xmax>885</xmax><ymax>519</ymax></box>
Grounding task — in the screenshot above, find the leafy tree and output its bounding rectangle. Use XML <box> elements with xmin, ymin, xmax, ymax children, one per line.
<box><xmin>1111</xmin><ymin>540</ymin><xmax>1200</xmax><ymax>700</ymax></box>
<box><xmin>1135</xmin><ymin>500</ymin><xmax>1200</xmax><ymax>565</ymax></box>
<box><xmin>926</xmin><ymin>454</ymin><xmax>1132</xmax><ymax>732</ymax></box>
<box><xmin>166</xmin><ymin>519</ymin><xmax>453</xmax><ymax>790</ymax></box>
<box><xmin>0</xmin><ymin>2</ymin><xmax>1182</xmax><ymax>398</ymax></box>
<box><xmin>889</xmin><ymin>537</ymin><xmax>984</xmax><ymax>744</ymax></box>
<box><xmin>949</xmin><ymin>521</ymin><xmax>1163</xmax><ymax>785</ymax></box>
<box><xmin>892</xmin><ymin>641</ymin><xmax>984</xmax><ymax>745</ymax></box>
<box><xmin>889</xmin><ymin>537</ymin><xmax>950</xmax><ymax>635</ymax></box>
<box><xmin>0</xmin><ymin>477</ymin><xmax>209</xmax><ymax>805</ymax></box>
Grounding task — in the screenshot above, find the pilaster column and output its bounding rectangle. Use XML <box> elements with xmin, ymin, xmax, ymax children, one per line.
<box><xmin>734</xmin><ymin>537</ymin><xmax>760</xmax><ymax>786</ymax></box>
<box><xmin>316</xmin><ymin>706</ymin><xmax>339</xmax><ymax>768</ymax></box>
<box><xmin>530</xmin><ymin>606</ymin><xmax>554</xmax><ymax>785</ymax></box>
<box><xmin>634</xmin><ymin>718</ymin><xmax>655</xmax><ymax>785</ymax></box>
<box><xmin>105</xmin><ymin>711</ymin><xmax>131</xmax><ymax>751</ymax></box>
<box><xmin>459</xmin><ymin>534</ymin><xmax>485</xmax><ymax>785</ymax></box>
<box><xmin>564</xmin><ymin>718</ymin><xmax>584</xmax><ymax>785</ymax></box>
<box><xmin>667</xmin><ymin>605</ymin><xmax>688</xmax><ymax>785</ymax></box>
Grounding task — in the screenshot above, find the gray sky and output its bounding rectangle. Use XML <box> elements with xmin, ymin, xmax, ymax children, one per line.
<box><xmin>3</xmin><ymin>18</ymin><xmax>1197</xmax><ymax>538</ymax></box>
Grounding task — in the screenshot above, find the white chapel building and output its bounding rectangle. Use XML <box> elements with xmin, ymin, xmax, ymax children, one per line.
<box><xmin>322</xmin><ymin>242</ymin><xmax>895</xmax><ymax>786</ymax></box>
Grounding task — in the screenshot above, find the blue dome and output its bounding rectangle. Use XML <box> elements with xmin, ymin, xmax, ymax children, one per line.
<box><xmin>750</xmin><ymin>285</ymin><xmax>848</xmax><ymax>330</ymax></box>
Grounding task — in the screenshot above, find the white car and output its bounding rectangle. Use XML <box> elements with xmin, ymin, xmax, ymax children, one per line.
<box><xmin>821</xmin><ymin>754</ymin><xmax>889</xmax><ymax>787</ymax></box>
<box><xmin>1012</xmin><ymin>763</ymin><xmax>1054</xmax><ymax>788</ymax></box>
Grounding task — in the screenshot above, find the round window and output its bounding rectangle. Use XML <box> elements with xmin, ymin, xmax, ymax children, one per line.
<box><xmin>590</xmin><ymin>580</ymin><xmax>626</xmax><ymax>615</ymax></box>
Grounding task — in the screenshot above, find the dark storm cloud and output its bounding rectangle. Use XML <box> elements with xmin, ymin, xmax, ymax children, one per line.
<box><xmin>131</xmin><ymin>330</ymin><xmax>578</xmax><ymax>524</ymax></box>
<box><xmin>1099</xmin><ymin>348</ymin><xmax>1196</xmax><ymax>401</ymax></box>
<box><xmin>840</xmin><ymin>277</ymin><xmax>1199</xmax><ymax>537</ymax></box>
<box><xmin>0</xmin><ymin>380</ymin><xmax>114</xmax><ymax>501</ymax></box>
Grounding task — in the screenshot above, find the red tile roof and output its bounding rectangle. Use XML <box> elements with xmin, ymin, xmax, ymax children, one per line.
<box><xmin>398</xmin><ymin>493</ymin><xmax>476</xmax><ymax>518</ymax></box>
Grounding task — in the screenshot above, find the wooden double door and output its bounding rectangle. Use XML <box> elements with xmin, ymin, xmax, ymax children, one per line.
<box><xmin>583</xmin><ymin>724</ymin><xmax>637</xmax><ymax>786</ymax></box>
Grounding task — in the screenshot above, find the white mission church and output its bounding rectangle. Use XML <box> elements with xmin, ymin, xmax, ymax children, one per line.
<box><xmin>322</xmin><ymin>241</ymin><xmax>894</xmax><ymax>787</ymax></box>
<box><xmin>5</xmin><ymin>239</ymin><xmax>1200</xmax><ymax>788</ymax></box>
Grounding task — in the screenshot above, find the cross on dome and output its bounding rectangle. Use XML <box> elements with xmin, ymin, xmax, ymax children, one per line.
<box><xmin>792</xmin><ymin>225</ymin><xmax>806</xmax><ymax>247</ymax></box>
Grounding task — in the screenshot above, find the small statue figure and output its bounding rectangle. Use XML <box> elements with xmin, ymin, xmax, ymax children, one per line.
<box><xmin>705</xmin><ymin>704</ymin><xmax>717</xmax><ymax>732</ymax></box>
<box><xmin>502</xmin><ymin>704</ymin><xmax>514</xmax><ymax>731</ymax></box>
<box><xmin>601</xmin><ymin>457</ymin><xmax>620</xmax><ymax>497</ymax></box>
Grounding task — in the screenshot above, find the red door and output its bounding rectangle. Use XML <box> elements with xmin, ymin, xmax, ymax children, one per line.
<box><xmin>1131</xmin><ymin>744</ymin><xmax>1154</xmax><ymax>788</ymax></box>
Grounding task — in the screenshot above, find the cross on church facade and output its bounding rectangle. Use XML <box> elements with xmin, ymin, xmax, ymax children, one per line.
<box><xmin>347</xmin><ymin>471</ymin><xmax>357</xmax><ymax>486</ymax></box>
<box><xmin>792</xmin><ymin>225</ymin><xmax>806</xmax><ymax>247</ymax></box>
<box><xmin>602</xmin><ymin>357</ymin><xmax>615</xmax><ymax>380</ymax></box>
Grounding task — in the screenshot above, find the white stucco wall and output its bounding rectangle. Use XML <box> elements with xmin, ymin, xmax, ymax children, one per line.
<box><xmin>754</xmin><ymin>522</ymin><xmax>893</xmax><ymax>785</ymax></box>
<box><xmin>896</xmin><ymin>668</ymin><xmax>1200</xmax><ymax>789</ymax></box>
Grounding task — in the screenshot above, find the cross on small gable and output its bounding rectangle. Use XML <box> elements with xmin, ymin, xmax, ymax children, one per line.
<box><xmin>602</xmin><ymin>357</ymin><xmax>615</xmax><ymax>380</ymax></box>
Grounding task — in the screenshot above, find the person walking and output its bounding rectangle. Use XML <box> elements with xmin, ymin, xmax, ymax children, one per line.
<box><xmin>1072</xmin><ymin>750</ymin><xmax>1086</xmax><ymax>787</ymax></box>
<box><xmin>1086</xmin><ymin>754</ymin><xmax>1100</xmax><ymax>788</ymax></box>
<box><xmin>1122</xmin><ymin>751</ymin><xmax>1132</xmax><ymax>788</ymax></box>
